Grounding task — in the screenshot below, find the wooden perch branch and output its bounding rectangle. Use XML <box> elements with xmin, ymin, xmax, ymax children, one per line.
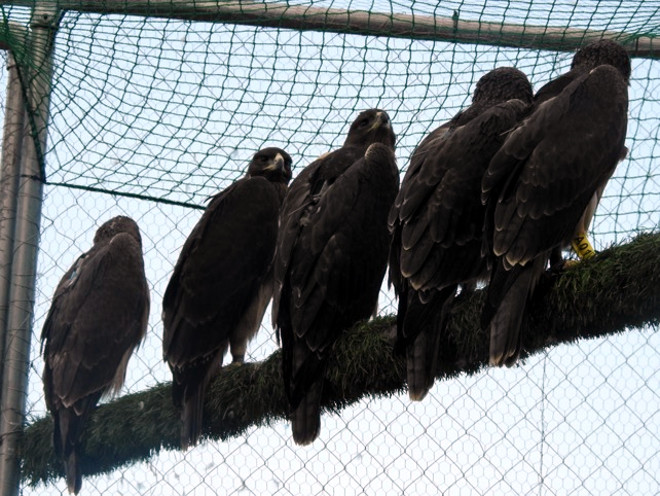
<box><xmin>20</xmin><ymin>232</ymin><xmax>660</xmax><ymax>487</ymax></box>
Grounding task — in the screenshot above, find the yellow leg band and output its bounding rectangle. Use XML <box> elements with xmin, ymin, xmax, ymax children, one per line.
<box><xmin>571</xmin><ymin>233</ymin><xmax>596</xmax><ymax>260</ymax></box>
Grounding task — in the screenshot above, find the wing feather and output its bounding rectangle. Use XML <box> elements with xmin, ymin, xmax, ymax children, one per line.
<box><xmin>486</xmin><ymin>66</ymin><xmax>628</xmax><ymax>266</ymax></box>
<box><xmin>42</xmin><ymin>231</ymin><xmax>149</xmax><ymax>408</ymax></box>
<box><xmin>395</xmin><ymin>99</ymin><xmax>529</xmax><ymax>291</ymax></box>
<box><xmin>163</xmin><ymin>177</ymin><xmax>282</xmax><ymax>365</ymax></box>
<box><xmin>276</xmin><ymin>140</ymin><xmax>398</xmax><ymax>423</ymax></box>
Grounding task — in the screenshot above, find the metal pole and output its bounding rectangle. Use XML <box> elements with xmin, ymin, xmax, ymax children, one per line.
<box><xmin>0</xmin><ymin>3</ymin><xmax>59</xmax><ymax>495</ymax></box>
<box><xmin>0</xmin><ymin>21</ymin><xmax>29</xmax><ymax>53</ymax></box>
<box><xmin>0</xmin><ymin>51</ymin><xmax>27</xmax><ymax>407</ymax></box>
<box><xmin>0</xmin><ymin>0</ymin><xmax>658</xmax><ymax>58</ymax></box>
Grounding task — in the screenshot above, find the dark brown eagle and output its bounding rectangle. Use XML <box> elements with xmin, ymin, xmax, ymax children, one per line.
<box><xmin>41</xmin><ymin>216</ymin><xmax>150</xmax><ymax>494</ymax></box>
<box><xmin>273</xmin><ymin>109</ymin><xmax>399</xmax><ymax>445</ymax></box>
<box><xmin>162</xmin><ymin>147</ymin><xmax>292</xmax><ymax>449</ymax></box>
<box><xmin>482</xmin><ymin>40</ymin><xmax>630</xmax><ymax>366</ymax></box>
<box><xmin>388</xmin><ymin>67</ymin><xmax>533</xmax><ymax>400</ymax></box>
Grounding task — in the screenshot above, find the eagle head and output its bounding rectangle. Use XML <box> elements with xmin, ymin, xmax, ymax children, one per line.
<box><xmin>345</xmin><ymin>108</ymin><xmax>396</xmax><ymax>150</ymax></box>
<box><xmin>248</xmin><ymin>147</ymin><xmax>293</xmax><ymax>184</ymax></box>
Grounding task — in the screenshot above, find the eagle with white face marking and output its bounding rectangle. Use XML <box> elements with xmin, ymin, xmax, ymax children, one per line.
<box><xmin>42</xmin><ymin>216</ymin><xmax>150</xmax><ymax>494</ymax></box>
<box><xmin>162</xmin><ymin>147</ymin><xmax>292</xmax><ymax>449</ymax></box>
<box><xmin>273</xmin><ymin>109</ymin><xmax>399</xmax><ymax>445</ymax></box>
<box><xmin>389</xmin><ymin>67</ymin><xmax>533</xmax><ymax>400</ymax></box>
<box><xmin>482</xmin><ymin>39</ymin><xmax>630</xmax><ymax>366</ymax></box>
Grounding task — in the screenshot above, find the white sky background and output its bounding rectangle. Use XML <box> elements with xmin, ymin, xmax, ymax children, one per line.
<box><xmin>0</xmin><ymin>0</ymin><xmax>657</xmax><ymax>494</ymax></box>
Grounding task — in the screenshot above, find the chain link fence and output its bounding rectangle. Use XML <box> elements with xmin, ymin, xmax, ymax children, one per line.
<box><xmin>0</xmin><ymin>0</ymin><xmax>657</xmax><ymax>494</ymax></box>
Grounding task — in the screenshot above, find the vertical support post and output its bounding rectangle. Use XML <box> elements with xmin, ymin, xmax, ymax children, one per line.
<box><xmin>0</xmin><ymin>4</ymin><xmax>59</xmax><ymax>496</ymax></box>
<box><xmin>0</xmin><ymin>52</ymin><xmax>26</xmax><ymax>406</ymax></box>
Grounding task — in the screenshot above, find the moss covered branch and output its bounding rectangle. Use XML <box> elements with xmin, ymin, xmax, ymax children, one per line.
<box><xmin>20</xmin><ymin>232</ymin><xmax>660</xmax><ymax>487</ymax></box>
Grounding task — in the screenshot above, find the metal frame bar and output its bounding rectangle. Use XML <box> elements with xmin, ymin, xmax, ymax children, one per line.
<box><xmin>0</xmin><ymin>0</ymin><xmax>658</xmax><ymax>57</ymax></box>
<box><xmin>0</xmin><ymin>4</ymin><xmax>59</xmax><ymax>496</ymax></box>
<box><xmin>0</xmin><ymin>21</ymin><xmax>28</xmax><ymax>52</ymax></box>
<box><xmin>0</xmin><ymin>51</ymin><xmax>26</xmax><ymax>410</ymax></box>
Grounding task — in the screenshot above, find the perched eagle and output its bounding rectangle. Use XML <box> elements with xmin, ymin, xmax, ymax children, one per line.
<box><xmin>482</xmin><ymin>40</ymin><xmax>630</xmax><ymax>366</ymax></box>
<box><xmin>41</xmin><ymin>216</ymin><xmax>150</xmax><ymax>494</ymax></box>
<box><xmin>273</xmin><ymin>109</ymin><xmax>399</xmax><ymax>445</ymax></box>
<box><xmin>162</xmin><ymin>147</ymin><xmax>292</xmax><ymax>449</ymax></box>
<box><xmin>388</xmin><ymin>67</ymin><xmax>533</xmax><ymax>400</ymax></box>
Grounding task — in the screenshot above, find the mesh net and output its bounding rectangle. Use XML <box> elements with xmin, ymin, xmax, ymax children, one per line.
<box><xmin>0</xmin><ymin>0</ymin><xmax>658</xmax><ymax>494</ymax></box>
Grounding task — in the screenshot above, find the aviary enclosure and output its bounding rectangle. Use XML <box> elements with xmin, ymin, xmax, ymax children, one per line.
<box><xmin>0</xmin><ymin>1</ymin><xmax>658</xmax><ymax>494</ymax></box>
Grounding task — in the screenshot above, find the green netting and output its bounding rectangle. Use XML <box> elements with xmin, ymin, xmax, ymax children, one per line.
<box><xmin>0</xmin><ymin>0</ymin><xmax>658</xmax><ymax>495</ymax></box>
<box><xmin>1</xmin><ymin>2</ymin><xmax>657</xmax><ymax>231</ymax></box>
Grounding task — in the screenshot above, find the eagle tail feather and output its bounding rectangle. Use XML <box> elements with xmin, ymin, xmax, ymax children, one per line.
<box><xmin>487</xmin><ymin>257</ymin><xmax>544</xmax><ymax>366</ymax></box>
<box><xmin>55</xmin><ymin>396</ymin><xmax>100</xmax><ymax>494</ymax></box>
<box><xmin>403</xmin><ymin>285</ymin><xmax>456</xmax><ymax>401</ymax></box>
<box><xmin>64</xmin><ymin>451</ymin><xmax>82</xmax><ymax>495</ymax></box>
<box><xmin>181</xmin><ymin>383</ymin><xmax>206</xmax><ymax>450</ymax></box>
<box><xmin>291</xmin><ymin>380</ymin><xmax>323</xmax><ymax>445</ymax></box>
<box><xmin>406</xmin><ymin>330</ymin><xmax>432</xmax><ymax>401</ymax></box>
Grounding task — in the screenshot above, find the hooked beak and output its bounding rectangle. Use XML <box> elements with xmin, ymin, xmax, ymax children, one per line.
<box><xmin>370</xmin><ymin>111</ymin><xmax>390</xmax><ymax>131</ymax></box>
<box><xmin>266</xmin><ymin>152</ymin><xmax>286</xmax><ymax>172</ymax></box>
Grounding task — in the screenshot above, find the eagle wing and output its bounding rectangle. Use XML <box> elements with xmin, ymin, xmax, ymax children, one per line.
<box><xmin>396</xmin><ymin>99</ymin><xmax>530</xmax><ymax>292</ymax></box>
<box><xmin>276</xmin><ymin>143</ymin><xmax>399</xmax><ymax>444</ymax></box>
<box><xmin>390</xmin><ymin>99</ymin><xmax>530</xmax><ymax>399</ymax></box>
<box><xmin>272</xmin><ymin>145</ymin><xmax>364</xmax><ymax>326</ymax></box>
<box><xmin>482</xmin><ymin>64</ymin><xmax>629</xmax><ymax>366</ymax></box>
<box><xmin>41</xmin><ymin>218</ymin><xmax>149</xmax><ymax>494</ymax></box>
<box><xmin>484</xmin><ymin>66</ymin><xmax>628</xmax><ymax>268</ymax></box>
<box><xmin>162</xmin><ymin>175</ymin><xmax>284</xmax><ymax>448</ymax></box>
<box><xmin>42</xmin><ymin>231</ymin><xmax>149</xmax><ymax>411</ymax></box>
<box><xmin>162</xmin><ymin>177</ymin><xmax>282</xmax><ymax>365</ymax></box>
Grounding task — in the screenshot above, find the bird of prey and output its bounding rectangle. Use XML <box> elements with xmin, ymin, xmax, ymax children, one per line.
<box><xmin>41</xmin><ymin>216</ymin><xmax>150</xmax><ymax>495</ymax></box>
<box><xmin>481</xmin><ymin>40</ymin><xmax>630</xmax><ymax>366</ymax></box>
<box><xmin>273</xmin><ymin>109</ymin><xmax>399</xmax><ymax>445</ymax></box>
<box><xmin>388</xmin><ymin>67</ymin><xmax>533</xmax><ymax>400</ymax></box>
<box><xmin>534</xmin><ymin>38</ymin><xmax>632</xmax><ymax>267</ymax></box>
<box><xmin>162</xmin><ymin>147</ymin><xmax>292</xmax><ymax>449</ymax></box>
